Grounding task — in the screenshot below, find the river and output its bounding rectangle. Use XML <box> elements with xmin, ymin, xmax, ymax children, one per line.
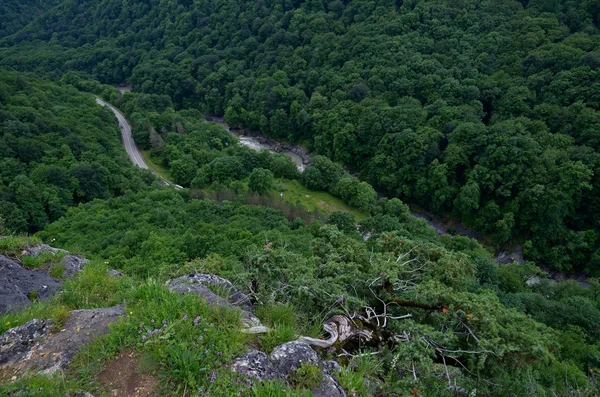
<box><xmin>204</xmin><ymin>117</ymin><xmax>480</xmax><ymax>238</ymax></box>
<box><xmin>205</xmin><ymin>117</ymin><xmax>307</xmax><ymax>172</ymax></box>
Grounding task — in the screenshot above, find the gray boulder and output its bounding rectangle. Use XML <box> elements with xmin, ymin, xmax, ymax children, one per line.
<box><xmin>61</xmin><ymin>254</ymin><xmax>90</xmax><ymax>278</ymax></box>
<box><xmin>0</xmin><ymin>319</ymin><xmax>53</xmax><ymax>365</ymax></box>
<box><xmin>313</xmin><ymin>374</ymin><xmax>346</xmax><ymax>397</ymax></box>
<box><xmin>0</xmin><ymin>255</ymin><xmax>63</xmax><ymax>314</ymax></box>
<box><xmin>270</xmin><ymin>341</ymin><xmax>319</xmax><ymax>376</ymax></box>
<box><xmin>233</xmin><ymin>342</ymin><xmax>346</xmax><ymax>397</ymax></box>
<box><xmin>167</xmin><ymin>273</ymin><xmax>251</xmax><ymax>307</ymax></box>
<box><xmin>22</xmin><ymin>243</ymin><xmax>67</xmax><ymax>257</ymax></box>
<box><xmin>232</xmin><ymin>350</ymin><xmax>281</xmax><ymax>381</ymax></box>
<box><xmin>322</xmin><ymin>360</ymin><xmax>343</xmax><ymax>376</ymax></box>
<box><xmin>23</xmin><ymin>244</ymin><xmax>89</xmax><ymax>278</ymax></box>
<box><xmin>167</xmin><ymin>273</ymin><xmax>260</xmax><ymax>328</ymax></box>
<box><xmin>0</xmin><ymin>306</ymin><xmax>124</xmax><ymax>378</ymax></box>
<box><xmin>107</xmin><ymin>269</ymin><xmax>123</xmax><ymax>278</ymax></box>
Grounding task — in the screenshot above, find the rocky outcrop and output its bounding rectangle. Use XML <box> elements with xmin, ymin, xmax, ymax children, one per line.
<box><xmin>0</xmin><ymin>306</ymin><xmax>124</xmax><ymax>379</ymax></box>
<box><xmin>270</xmin><ymin>341</ymin><xmax>319</xmax><ymax>376</ymax></box>
<box><xmin>232</xmin><ymin>350</ymin><xmax>281</xmax><ymax>381</ymax></box>
<box><xmin>0</xmin><ymin>244</ymin><xmax>95</xmax><ymax>314</ymax></box>
<box><xmin>0</xmin><ymin>255</ymin><xmax>63</xmax><ymax>313</ymax></box>
<box><xmin>21</xmin><ymin>243</ymin><xmax>67</xmax><ymax>257</ymax></box>
<box><xmin>22</xmin><ymin>243</ymin><xmax>90</xmax><ymax>278</ymax></box>
<box><xmin>0</xmin><ymin>319</ymin><xmax>54</xmax><ymax>365</ymax></box>
<box><xmin>166</xmin><ymin>273</ymin><xmax>264</xmax><ymax>330</ymax></box>
<box><xmin>167</xmin><ymin>273</ymin><xmax>251</xmax><ymax>307</ymax></box>
<box><xmin>233</xmin><ymin>341</ymin><xmax>346</xmax><ymax>397</ymax></box>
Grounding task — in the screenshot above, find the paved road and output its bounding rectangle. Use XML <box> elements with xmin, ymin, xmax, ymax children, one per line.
<box><xmin>95</xmin><ymin>97</ymin><xmax>183</xmax><ymax>189</ymax></box>
<box><xmin>95</xmin><ymin>98</ymin><xmax>148</xmax><ymax>169</ymax></box>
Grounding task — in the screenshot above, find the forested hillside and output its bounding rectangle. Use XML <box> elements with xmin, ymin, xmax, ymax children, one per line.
<box><xmin>2</xmin><ymin>0</ymin><xmax>599</xmax><ymax>272</ymax></box>
<box><xmin>0</xmin><ymin>69</ymin><xmax>151</xmax><ymax>233</ymax></box>
<box><xmin>0</xmin><ymin>0</ymin><xmax>60</xmax><ymax>38</ymax></box>
<box><xmin>2</xmin><ymin>0</ymin><xmax>600</xmax><ymax>396</ymax></box>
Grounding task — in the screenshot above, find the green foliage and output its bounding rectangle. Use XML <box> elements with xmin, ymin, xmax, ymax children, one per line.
<box><xmin>328</xmin><ymin>211</ymin><xmax>356</xmax><ymax>233</ymax></box>
<box><xmin>21</xmin><ymin>250</ymin><xmax>64</xmax><ymax>269</ymax></box>
<box><xmin>255</xmin><ymin>304</ymin><xmax>299</xmax><ymax>352</ymax></box>
<box><xmin>59</xmin><ymin>262</ymin><xmax>129</xmax><ymax>308</ymax></box>
<box><xmin>3</xmin><ymin>0</ymin><xmax>598</xmax><ymax>271</ymax></box>
<box><xmin>0</xmin><ymin>235</ymin><xmax>40</xmax><ymax>255</ymax></box>
<box><xmin>251</xmin><ymin>381</ymin><xmax>313</xmax><ymax>397</ymax></box>
<box><xmin>0</xmin><ymin>70</ymin><xmax>150</xmax><ymax>233</ymax></box>
<box><xmin>288</xmin><ymin>363</ymin><xmax>323</xmax><ymax>390</ymax></box>
<box><xmin>249</xmin><ymin>168</ymin><xmax>275</xmax><ymax>195</ymax></box>
<box><xmin>2</xmin><ymin>0</ymin><xmax>600</xmax><ymax>393</ymax></box>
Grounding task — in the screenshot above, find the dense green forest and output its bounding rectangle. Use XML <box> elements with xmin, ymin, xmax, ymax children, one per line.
<box><xmin>0</xmin><ymin>0</ymin><xmax>59</xmax><ymax>38</ymax></box>
<box><xmin>2</xmin><ymin>0</ymin><xmax>600</xmax><ymax>272</ymax></box>
<box><xmin>1</xmin><ymin>0</ymin><xmax>600</xmax><ymax>395</ymax></box>
<box><xmin>1</xmin><ymin>70</ymin><xmax>599</xmax><ymax>396</ymax></box>
<box><xmin>0</xmin><ymin>69</ymin><xmax>152</xmax><ymax>234</ymax></box>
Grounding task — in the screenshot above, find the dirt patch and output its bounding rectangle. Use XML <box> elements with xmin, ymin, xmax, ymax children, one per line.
<box><xmin>98</xmin><ymin>350</ymin><xmax>158</xmax><ymax>397</ymax></box>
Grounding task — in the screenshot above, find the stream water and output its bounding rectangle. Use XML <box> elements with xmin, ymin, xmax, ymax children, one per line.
<box><xmin>206</xmin><ymin>118</ymin><xmax>307</xmax><ymax>171</ymax></box>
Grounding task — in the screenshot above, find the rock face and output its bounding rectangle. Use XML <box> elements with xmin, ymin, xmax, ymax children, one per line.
<box><xmin>167</xmin><ymin>273</ymin><xmax>251</xmax><ymax>307</ymax></box>
<box><xmin>0</xmin><ymin>319</ymin><xmax>54</xmax><ymax>365</ymax></box>
<box><xmin>0</xmin><ymin>255</ymin><xmax>63</xmax><ymax>313</ymax></box>
<box><xmin>167</xmin><ymin>273</ymin><xmax>262</xmax><ymax>329</ymax></box>
<box><xmin>233</xmin><ymin>350</ymin><xmax>281</xmax><ymax>381</ymax></box>
<box><xmin>0</xmin><ymin>306</ymin><xmax>124</xmax><ymax>379</ymax></box>
<box><xmin>61</xmin><ymin>254</ymin><xmax>90</xmax><ymax>278</ymax></box>
<box><xmin>23</xmin><ymin>243</ymin><xmax>90</xmax><ymax>278</ymax></box>
<box><xmin>270</xmin><ymin>341</ymin><xmax>319</xmax><ymax>376</ymax></box>
<box><xmin>0</xmin><ymin>244</ymin><xmax>93</xmax><ymax>314</ymax></box>
<box><xmin>22</xmin><ymin>243</ymin><xmax>67</xmax><ymax>257</ymax></box>
<box><xmin>233</xmin><ymin>342</ymin><xmax>346</xmax><ymax>397</ymax></box>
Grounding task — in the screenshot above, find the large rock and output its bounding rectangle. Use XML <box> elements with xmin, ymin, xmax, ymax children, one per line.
<box><xmin>167</xmin><ymin>273</ymin><xmax>260</xmax><ymax>329</ymax></box>
<box><xmin>0</xmin><ymin>306</ymin><xmax>124</xmax><ymax>379</ymax></box>
<box><xmin>0</xmin><ymin>255</ymin><xmax>63</xmax><ymax>313</ymax></box>
<box><xmin>232</xmin><ymin>350</ymin><xmax>281</xmax><ymax>381</ymax></box>
<box><xmin>313</xmin><ymin>374</ymin><xmax>346</xmax><ymax>397</ymax></box>
<box><xmin>22</xmin><ymin>243</ymin><xmax>90</xmax><ymax>278</ymax></box>
<box><xmin>22</xmin><ymin>243</ymin><xmax>67</xmax><ymax>257</ymax></box>
<box><xmin>61</xmin><ymin>254</ymin><xmax>90</xmax><ymax>278</ymax></box>
<box><xmin>167</xmin><ymin>273</ymin><xmax>251</xmax><ymax>307</ymax></box>
<box><xmin>233</xmin><ymin>342</ymin><xmax>346</xmax><ymax>397</ymax></box>
<box><xmin>269</xmin><ymin>341</ymin><xmax>319</xmax><ymax>376</ymax></box>
<box><xmin>0</xmin><ymin>319</ymin><xmax>53</xmax><ymax>365</ymax></box>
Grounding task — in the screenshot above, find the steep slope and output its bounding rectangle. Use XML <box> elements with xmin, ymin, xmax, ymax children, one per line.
<box><xmin>0</xmin><ymin>69</ymin><xmax>151</xmax><ymax>233</ymax></box>
<box><xmin>2</xmin><ymin>0</ymin><xmax>600</xmax><ymax>272</ymax></box>
<box><xmin>0</xmin><ymin>0</ymin><xmax>60</xmax><ymax>38</ymax></box>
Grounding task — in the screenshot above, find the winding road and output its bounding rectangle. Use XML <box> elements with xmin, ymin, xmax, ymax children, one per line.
<box><xmin>95</xmin><ymin>98</ymin><xmax>148</xmax><ymax>169</ymax></box>
<box><xmin>96</xmin><ymin>97</ymin><xmax>183</xmax><ymax>189</ymax></box>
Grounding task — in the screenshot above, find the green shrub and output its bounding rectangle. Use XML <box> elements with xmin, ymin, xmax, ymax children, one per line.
<box><xmin>288</xmin><ymin>363</ymin><xmax>323</xmax><ymax>390</ymax></box>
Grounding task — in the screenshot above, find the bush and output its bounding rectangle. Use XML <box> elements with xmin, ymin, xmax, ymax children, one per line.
<box><xmin>249</xmin><ymin>168</ymin><xmax>275</xmax><ymax>195</ymax></box>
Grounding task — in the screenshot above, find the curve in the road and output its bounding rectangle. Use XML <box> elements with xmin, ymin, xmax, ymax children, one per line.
<box><xmin>95</xmin><ymin>97</ymin><xmax>148</xmax><ymax>169</ymax></box>
<box><xmin>95</xmin><ymin>97</ymin><xmax>183</xmax><ymax>190</ymax></box>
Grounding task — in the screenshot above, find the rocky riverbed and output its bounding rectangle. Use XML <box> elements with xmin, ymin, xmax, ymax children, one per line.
<box><xmin>204</xmin><ymin>116</ymin><xmax>310</xmax><ymax>171</ymax></box>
